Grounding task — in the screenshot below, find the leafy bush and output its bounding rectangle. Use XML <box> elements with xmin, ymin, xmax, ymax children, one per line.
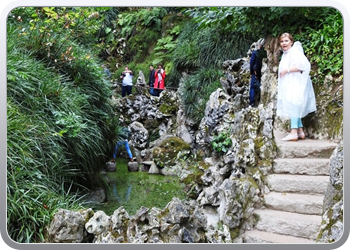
<box><xmin>295</xmin><ymin>10</ymin><xmax>343</xmax><ymax>78</ymax></box>
<box><xmin>211</xmin><ymin>132</ymin><xmax>233</xmax><ymax>154</ymax></box>
<box><xmin>7</xmin><ymin>8</ymin><xmax>120</xmax><ymax>242</ymax></box>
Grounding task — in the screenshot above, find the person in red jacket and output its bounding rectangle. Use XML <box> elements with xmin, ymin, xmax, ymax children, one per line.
<box><xmin>154</xmin><ymin>63</ymin><xmax>166</xmax><ymax>96</ymax></box>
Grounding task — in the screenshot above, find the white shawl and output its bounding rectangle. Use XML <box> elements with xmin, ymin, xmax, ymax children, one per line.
<box><xmin>277</xmin><ymin>41</ymin><xmax>317</xmax><ymax>118</ymax></box>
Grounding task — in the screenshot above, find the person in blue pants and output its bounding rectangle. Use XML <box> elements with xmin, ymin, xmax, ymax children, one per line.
<box><xmin>111</xmin><ymin>127</ymin><xmax>134</xmax><ymax>162</ymax></box>
<box><xmin>111</xmin><ymin>140</ymin><xmax>133</xmax><ymax>162</ymax></box>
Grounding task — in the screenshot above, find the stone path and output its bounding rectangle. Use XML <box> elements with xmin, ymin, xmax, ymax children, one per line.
<box><xmin>242</xmin><ymin>130</ymin><xmax>338</xmax><ymax>243</ymax></box>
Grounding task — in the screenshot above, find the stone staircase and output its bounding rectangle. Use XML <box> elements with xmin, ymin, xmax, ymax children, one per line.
<box><xmin>243</xmin><ymin>130</ymin><xmax>338</xmax><ymax>243</ymax></box>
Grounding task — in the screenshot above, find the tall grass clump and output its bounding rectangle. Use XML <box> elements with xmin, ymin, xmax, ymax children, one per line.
<box><xmin>7</xmin><ymin>97</ymin><xmax>87</xmax><ymax>242</ymax></box>
<box><xmin>7</xmin><ymin>8</ymin><xmax>121</xmax><ymax>243</ymax></box>
<box><xmin>179</xmin><ymin>68</ymin><xmax>222</xmax><ymax>124</ymax></box>
<box><xmin>168</xmin><ymin>21</ymin><xmax>252</xmax><ymax>86</ymax></box>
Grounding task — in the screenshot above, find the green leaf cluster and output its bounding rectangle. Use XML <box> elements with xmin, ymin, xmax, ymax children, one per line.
<box><xmin>295</xmin><ymin>10</ymin><xmax>343</xmax><ymax>78</ymax></box>
<box><xmin>211</xmin><ymin>132</ymin><xmax>233</xmax><ymax>154</ymax></box>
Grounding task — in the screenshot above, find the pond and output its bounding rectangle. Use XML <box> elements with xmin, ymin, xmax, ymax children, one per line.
<box><xmin>93</xmin><ymin>158</ymin><xmax>187</xmax><ymax>216</ymax></box>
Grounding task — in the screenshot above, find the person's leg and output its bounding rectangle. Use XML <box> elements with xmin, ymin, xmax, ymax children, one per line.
<box><xmin>122</xmin><ymin>86</ymin><xmax>126</xmax><ymax>97</ymax></box>
<box><xmin>127</xmin><ymin>86</ymin><xmax>132</xmax><ymax>95</ymax></box>
<box><xmin>290</xmin><ymin>117</ymin><xmax>298</xmax><ymax>136</ymax></box>
<box><xmin>154</xmin><ymin>88</ymin><xmax>159</xmax><ymax>96</ymax></box>
<box><xmin>282</xmin><ymin>118</ymin><xmax>298</xmax><ymax>141</ymax></box>
<box><xmin>254</xmin><ymin>78</ymin><xmax>261</xmax><ymax>106</ymax></box>
<box><xmin>249</xmin><ymin>75</ymin><xmax>255</xmax><ymax>106</ymax></box>
<box><xmin>113</xmin><ymin>142</ymin><xmax>121</xmax><ymax>160</ymax></box>
<box><xmin>297</xmin><ymin>118</ymin><xmax>305</xmax><ymax>139</ymax></box>
<box><xmin>290</xmin><ymin>117</ymin><xmax>298</xmax><ymax>130</ymax></box>
<box><xmin>123</xmin><ymin>141</ymin><xmax>133</xmax><ymax>160</ymax></box>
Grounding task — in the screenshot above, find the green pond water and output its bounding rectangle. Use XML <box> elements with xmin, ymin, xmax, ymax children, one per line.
<box><xmin>93</xmin><ymin>158</ymin><xmax>187</xmax><ymax>216</ymax></box>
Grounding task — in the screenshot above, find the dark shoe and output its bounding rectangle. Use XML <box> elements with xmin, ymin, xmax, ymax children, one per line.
<box><xmin>110</xmin><ymin>158</ymin><xmax>116</xmax><ymax>163</ymax></box>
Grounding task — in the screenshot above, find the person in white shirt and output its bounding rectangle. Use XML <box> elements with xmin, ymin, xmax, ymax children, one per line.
<box><xmin>120</xmin><ymin>66</ymin><xmax>133</xmax><ymax>97</ymax></box>
<box><xmin>277</xmin><ymin>33</ymin><xmax>316</xmax><ymax>141</ymax></box>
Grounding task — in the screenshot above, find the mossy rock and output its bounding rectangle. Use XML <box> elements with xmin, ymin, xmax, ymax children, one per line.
<box><xmin>143</xmin><ymin>119</ymin><xmax>160</xmax><ymax>130</ymax></box>
<box><xmin>152</xmin><ymin>137</ymin><xmax>190</xmax><ymax>168</ymax></box>
<box><xmin>159</xmin><ymin>102</ymin><xmax>178</xmax><ymax>115</ymax></box>
<box><xmin>158</xmin><ymin>91</ymin><xmax>179</xmax><ymax>115</ymax></box>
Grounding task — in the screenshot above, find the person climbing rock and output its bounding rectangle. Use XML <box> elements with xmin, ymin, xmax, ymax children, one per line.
<box><xmin>111</xmin><ymin>127</ymin><xmax>134</xmax><ymax>162</ymax></box>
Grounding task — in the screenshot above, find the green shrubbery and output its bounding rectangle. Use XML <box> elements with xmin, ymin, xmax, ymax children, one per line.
<box><xmin>179</xmin><ymin>68</ymin><xmax>222</xmax><ymax>124</ymax></box>
<box><xmin>7</xmin><ymin>8</ymin><xmax>120</xmax><ymax>242</ymax></box>
<box><xmin>295</xmin><ymin>10</ymin><xmax>343</xmax><ymax>78</ymax></box>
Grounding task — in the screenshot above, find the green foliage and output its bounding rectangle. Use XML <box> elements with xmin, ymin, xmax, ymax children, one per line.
<box><xmin>185</xmin><ymin>7</ymin><xmax>335</xmax><ymax>38</ymax></box>
<box><xmin>114</xmin><ymin>7</ymin><xmax>169</xmax><ymax>64</ymax></box>
<box><xmin>53</xmin><ymin>111</ymin><xmax>87</xmax><ymax>137</ymax></box>
<box><xmin>184</xmin><ymin>7</ymin><xmax>343</xmax><ymax>81</ymax></box>
<box><xmin>9</xmin><ymin>7</ymin><xmax>106</xmax><ymax>63</ymax></box>
<box><xmin>295</xmin><ymin>10</ymin><xmax>343</xmax><ymax>78</ymax></box>
<box><xmin>7</xmin><ymin>99</ymin><xmax>87</xmax><ymax>243</ymax></box>
<box><xmin>7</xmin><ymin>9</ymin><xmax>120</xmax><ymax>243</ymax></box>
<box><xmin>168</xmin><ymin>21</ymin><xmax>252</xmax><ymax>86</ymax></box>
<box><xmin>6</xmin><ymin>6</ymin><xmax>344</xmax><ymax>243</ymax></box>
<box><xmin>179</xmin><ymin>68</ymin><xmax>223</xmax><ymax>124</ymax></box>
<box><xmin>211</xmin><ymin>132</ymin><xmax>233</xmax><ymax>154</ymax></box>
<box><xmin>117</xmin><ymin>7</ymin><xmax>166</xmax><ymax>37</ymax></box>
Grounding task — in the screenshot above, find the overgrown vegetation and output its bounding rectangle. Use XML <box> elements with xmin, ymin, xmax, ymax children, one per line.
<box><xmin>294</xmin><ymin>10</ymin><xmax>343</xmax><ymax>78</ymax></box>
<box><xmin>168</xmin><ymin>21</ymin><xmax>252</xmax><ymax>86</ymax></box>
<box><xmin>7</xmin><ymin>7</ymin><xmax>120</xmax><ymax>242</ymax></box>
<box><xmin>179</xmin><ymin>68</ymin><xmax>222</xmax><ymax>124</ymax></box>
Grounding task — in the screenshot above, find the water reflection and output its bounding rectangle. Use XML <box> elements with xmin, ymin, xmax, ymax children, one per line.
<box><xmin>94</xmin><ymin>158</ymin><xmax>186</xmax><ymax>215</ymax></box>
<box><xmin>111</xmin><ymin>180</ymin><xmax>132</xmax><ymax>203</ymax></box>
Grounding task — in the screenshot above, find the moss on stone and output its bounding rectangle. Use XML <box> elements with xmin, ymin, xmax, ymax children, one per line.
<box><xmin>159</xmin><ymin>102</ymin><xmax>178</xmax><ymax>115</ymax></box>
<box><xmin>317</xmin><ymin>206</ymin><xmax>343</xmax><ymax>242</ymax></box>
<box><xmin>153</xmin><ymin>137</ymin><xmax>191</xmax><ymax>168</ymax></box>
<box><xmin>229</xmin><ymin>227</ymin><xmax>240</xmax><ymax>241</ymax></box>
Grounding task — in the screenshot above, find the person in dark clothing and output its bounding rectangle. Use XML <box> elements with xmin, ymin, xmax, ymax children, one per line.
<box><xmin>249</xmin><ymin>39</ymin><xmax>267</xmax><ymax>107</ymax></box>
<box><xmin>149</xmin><ymin>65</ymin><xmax>156</xmax><ymax>96</ymax></box>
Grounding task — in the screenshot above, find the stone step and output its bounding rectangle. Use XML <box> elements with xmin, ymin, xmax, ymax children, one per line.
<box><xmin>243</xmin><ymin>230</ymin><xmax>315</xmax><ymax>243</ymax></box>
<box><xmin>273</xmin><ymin>158</ymin><xmax>330</xmax><ymax>176</ymax></box>
<box><xmin>264</xmin><ymin>192</ymin><xmax>324</xmax><ymax>215</ymax></box>
<box><xmin>253</xmin><ymin>209</ymin><xmax>322</xmax><ymax>239</ymax></box>
<box><xmin>274</xmin><ymin>130</ymin><xmax>337</xmax><ymax>158</ymax></box>
<box><xmin>266</xmin><ymin>174</ymin><xmax>329</xmax><ymax>194</ymax></box>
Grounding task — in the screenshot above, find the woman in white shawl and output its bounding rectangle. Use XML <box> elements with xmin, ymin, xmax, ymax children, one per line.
<box><xmin>277</xmin><ymin>33</ymin><xmax>316</xmax><ymax>141</ymax></box>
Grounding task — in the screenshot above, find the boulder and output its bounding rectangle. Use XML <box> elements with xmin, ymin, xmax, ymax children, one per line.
<box><xmin>105</xmin><ymin>161</ymin><xmax>116</xmax><ymax>172</ymax></box>
<box><xmin>127</xmin><ymin>161</ymin><xmax>139</xmax><ymax>172</ymax></box>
